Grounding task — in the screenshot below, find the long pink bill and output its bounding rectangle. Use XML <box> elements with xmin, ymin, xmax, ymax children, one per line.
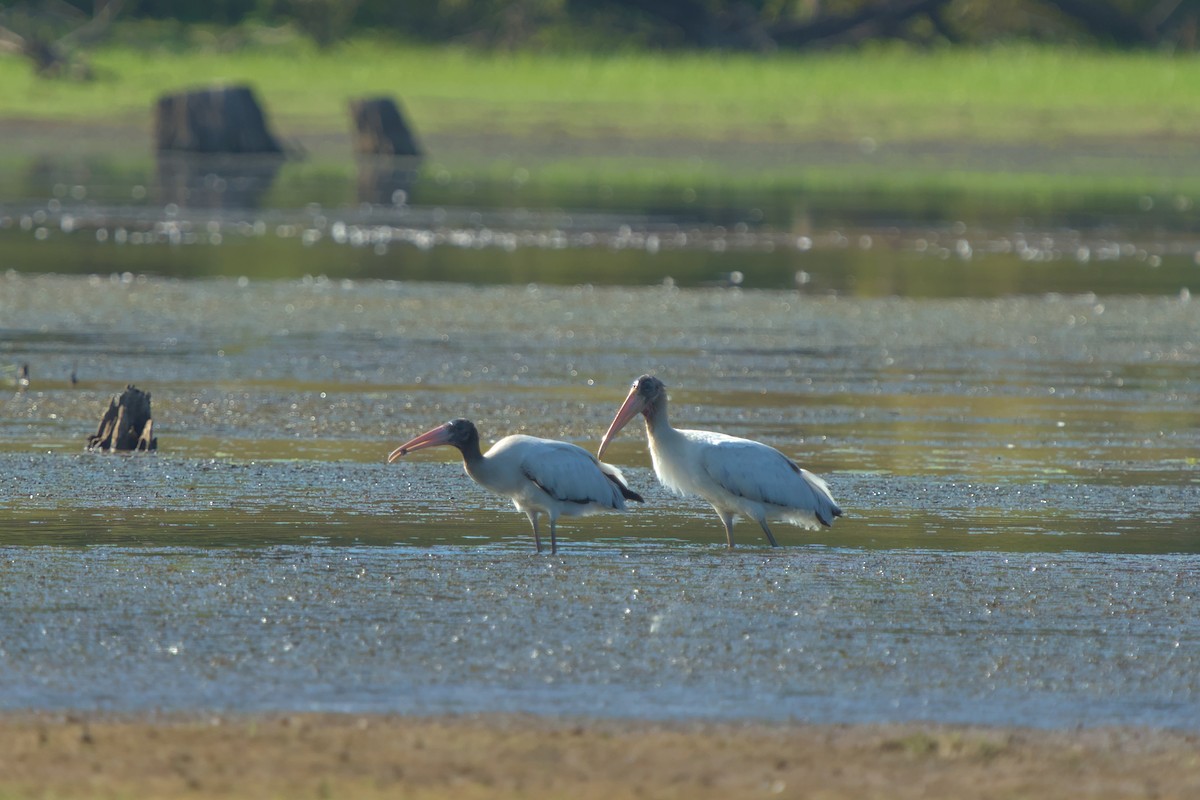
<box><xmin>387</xmin><ymin>423</ymin><xmax>453</xmax><ymax>463</ymax></box>
<box><xmin>597</xmin><ymin>386</ymin><xmax>647</xmax><ymax>461</ymax></box>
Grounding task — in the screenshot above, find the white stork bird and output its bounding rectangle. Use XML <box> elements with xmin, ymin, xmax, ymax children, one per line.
<box><xmin>597</xmin><ymin>375</ymin><xmax>842</xmax><ymax>548</ymax></box>
<box><xmin>388</xmin><ymin>418</ymin><xmax>643</xmax><ymax>554</ymax></box>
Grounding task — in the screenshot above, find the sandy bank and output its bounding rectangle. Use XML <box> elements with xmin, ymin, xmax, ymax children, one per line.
<box><xmin>1</xmin><ymin>712</ymin><xmax>1197</xmax><ymax>799</ymax></box>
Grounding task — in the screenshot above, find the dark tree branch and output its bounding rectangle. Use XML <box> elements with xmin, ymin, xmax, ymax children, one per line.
<box><xmin>60</xmin><ymin>0</ymin><xmax>125</xmax><ymax>49</ymax></box>
<box><xmin>0</xmin><ymin>0</ymin><xmax>123</xmax><ymax>76</ymax></box>
<box><xmin>596</xmin><ymin>0</ymin><xmax>726</xmax><ymax>47</ymax></box>
<box><xmin>589</xmin><ymin>0</ymin><xmax>955</xmax><ymax>50</ymax></box>
<box><xmin>1038</xmin><ymin>0</ymin><xmax>1150</xmax><ymax>46</ymax></box>
<box><xmin>769</xmin><ymin>0</ymin><xmax>953</xmax><ymax>48</ymax></box>
<box><xmin>927</xmin><ymin>2</ymin><xmax>962</xmax><ymax>44</ymax></box>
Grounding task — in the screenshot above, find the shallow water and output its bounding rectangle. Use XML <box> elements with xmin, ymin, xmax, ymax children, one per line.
<box><xmin>2</xmin><ymin>273</ymin><xmax>1198</xmax><ymax>727</ymax></box>
<box><xmin>3</xmin><ymin>143</ymin><xmax>1200</xmax><ymax>295</ymax></box>
<box><xmin>2</xmin><ymin>544</ymin><xmax>1195</xmax><ymax>728</ymax></box>
<box><xmin>2</xmin><ymin>134</ymin><xmax>1200</xmax><ymax>727</ymax></box>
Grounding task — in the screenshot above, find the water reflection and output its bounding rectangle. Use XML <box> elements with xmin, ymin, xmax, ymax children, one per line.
<box><xmin>2</xmin><ymin>216</ymin><xmax>1196</xmax><ymax>296</ymax></box>
<box><xmin>354</xmin><ymin>155</ymin><xmax>420</xmax><ymax>206</ymax></box>
<box><xmin>154</xmin><ymin>153</ymin><xmax>284</xmax><ymax>209</ymax></box>
<box><xmin>1</xmin><ymin>277</ymin><xmax>1197</xmax><ymax>553</ymax></box>
<box><xmin>1</xmin><ymin>150</ymin><xmax>1198</xmax><ymax>294</ymax></box>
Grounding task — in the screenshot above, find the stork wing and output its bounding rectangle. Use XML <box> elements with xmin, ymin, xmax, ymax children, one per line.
<box><xmin>698</xmin><ymin>437</ymin><xmax>833</xmax><ymax>515</ymax></box>
<box><xmin>519</xmin><ymin>441</ymin><xmax>621</xmax><ymax>506</ymax></box>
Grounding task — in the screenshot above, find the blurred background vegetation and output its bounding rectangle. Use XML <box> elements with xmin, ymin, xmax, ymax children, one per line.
<box><xmin>260</xmin><ymin>0</ymin><xmax>1200</xmax><ymax>51</ymax></box>
<box><xmin>1</xmin><ymin>0</ymin><xmax>1195</xmax><ymax>249</ymax></box>
<box><xmin>1</xmin><ymin>0</ymin><xmax>1196</xmax><ymax>77</ymax></box>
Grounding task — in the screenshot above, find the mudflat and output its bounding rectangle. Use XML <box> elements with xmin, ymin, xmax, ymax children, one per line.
<box><xmin>1</xmin><ymin>712</ymin><xmax>1197</xmax><ymax>799</ymax></box>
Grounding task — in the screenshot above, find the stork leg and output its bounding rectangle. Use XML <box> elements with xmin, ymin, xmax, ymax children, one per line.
<box><xmin>718</xmin><ymin>510</ymin><xmax>737</xmax><ymax>548</ymax></box>
<box><xmin>549</xmin><ymin>519</ymin><xmax>558</xmax><ymax>555</ymax></box>
<box><xmin>527</xmin><ymin>511</ymin><xmax>542</xmax><ymax>553</ymax></box>
<box><xmin>757</xmin><ymin>519</ymin><xmax>779</xmax><ymax>548</ymax></box>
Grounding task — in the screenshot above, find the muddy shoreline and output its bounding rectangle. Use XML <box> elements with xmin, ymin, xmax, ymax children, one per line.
<box><xmin>3</xmin><ymin>712</ymin><xmax>1198</xmax><ymax>799</ymax></box>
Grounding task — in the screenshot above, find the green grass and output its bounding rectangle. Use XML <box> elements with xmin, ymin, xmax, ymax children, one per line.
<box><xmin>2</xmin><ymin>31</ymin><xmax>1199</xmax><ymax>145</ymax></box>
<box><xmin>3</xmin><ymin>29</ymin><xmax>1200</xmax><ymax>214</ymax></box>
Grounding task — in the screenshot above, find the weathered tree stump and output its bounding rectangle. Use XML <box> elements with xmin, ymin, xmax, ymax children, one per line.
<box><xmin>87</xmin><ymin>385</ymin><xmax>157</xmax><ymax>452</ymax></box>
<box><xmin>348</xmin><ymin>97</ymin><xmax>422</xmax><ymax>157</ymax></box>
<box><xmin>155</xmin><ymin>85</ymin><xmax>284</xmax><ymax>155</ymax></box>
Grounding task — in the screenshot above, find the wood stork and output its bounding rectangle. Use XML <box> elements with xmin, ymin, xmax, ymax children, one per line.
<box><xmin>388</xmin><ymin>418</ymin><xmax>643</xmax><ymax>554</ymax></box>
<box><xmin>597</xmin><ymin>375</ymin><xmax>841</xmax><ymax>548</ymax></box>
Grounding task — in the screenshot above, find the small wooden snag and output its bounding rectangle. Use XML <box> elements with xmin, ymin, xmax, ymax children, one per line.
<box><xmin>155</xmin><ymin>85</ymin><xmax>284</xmax><ymax>155</ymax></box>
<box><xmin>87</xmin><ymin>385</ymin><xmax>157</xmax><ymax>452</ymax></box>
<box><xmin>348</xmin><ymin>97</ymin><xmax>422</xmax><ymax>157</ymax></box>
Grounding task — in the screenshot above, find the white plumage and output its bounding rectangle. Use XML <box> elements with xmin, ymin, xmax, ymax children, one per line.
<box><xmin>389</xmin><ymin>419</ymin><xmax>642</xmax><ymax>553</ymax></box>
<box><xmin>599</xmin><ymin>375</ymin><xmax>841</xmax><ymax>547</ymax></box>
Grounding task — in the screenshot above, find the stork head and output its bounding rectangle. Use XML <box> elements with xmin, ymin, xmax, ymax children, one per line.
<box><xmin>597</xmin><ymin>375</ymin><xmax>665</xmax><ymax>460</ymax></box>
<box><xmin>388</xmin><ymin>418</ymin><xmax>480</xmax><ymax>462</ymax></box>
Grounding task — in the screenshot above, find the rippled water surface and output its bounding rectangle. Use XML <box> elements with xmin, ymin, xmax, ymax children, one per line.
<box><xmin>2</xmin><ymin>261</ymin><xmax>1199</xmax><ymax>727</ymax></box>
<box><xmin>3</xmin><ymin>544</ymin><xmax>1195</xmax><ymax>728</ymax></box>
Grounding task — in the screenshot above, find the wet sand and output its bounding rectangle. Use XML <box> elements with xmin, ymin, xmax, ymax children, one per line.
<box><xmin>2</xmin><ymin>712</ymin><xmax>1198</xmax><ymax>799</ymax></box>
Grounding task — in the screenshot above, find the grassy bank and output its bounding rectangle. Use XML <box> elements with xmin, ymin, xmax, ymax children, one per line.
<box><xmin>3</xmin><ymin>31</ymin><xmax>1199</xmax><ymax>214</ymax></box>
<box><xmin>2</xmin><ymin>32</ymin><xmax>1198</xmax><ymax>144</ymax></box>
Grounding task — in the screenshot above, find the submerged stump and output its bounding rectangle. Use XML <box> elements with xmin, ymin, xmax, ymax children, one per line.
<box><xmin>155</xmin><ymin>85</ymin><xmax>284</xmax><ymax>155</ymax></box>
<box><xmin>348</xmin><ymin>97</ymin><xmax>422</xmax><ymax>157</ymax></box>
<box><xmin>87</xmin><ymin>385</ymin><xmax>157</xmax><ymax>452</ymax></box>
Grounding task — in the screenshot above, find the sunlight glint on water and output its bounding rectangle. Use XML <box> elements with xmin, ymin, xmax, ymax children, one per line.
<box><xmin>1</xmin><ymin>261</ymin><xmax>1198</xmax><ymax>728</ymax></box>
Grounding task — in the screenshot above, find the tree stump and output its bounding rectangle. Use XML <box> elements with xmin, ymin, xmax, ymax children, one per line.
<box><xmin>155</xmin><ymin>85</ymin><xmax>284</xmax><ymax>155</ymax></box>
<box><xmin>87</xmin><ymin>385</ymin><xmax>157</xmax><ymax>452</ymax></box>
<box><xmin>348</xmin><ymin>97</ymin><xmax>422</xmax><ymax>157</ymax></box>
